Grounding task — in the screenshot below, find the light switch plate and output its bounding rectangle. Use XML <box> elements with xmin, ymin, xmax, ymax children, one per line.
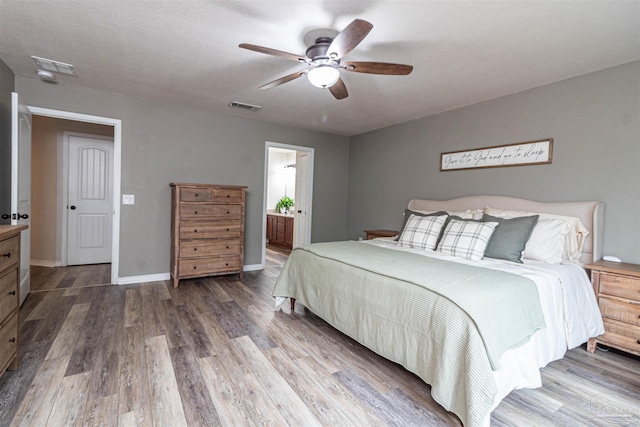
<box><xmin>122</xmin><ymin>194</ymin><xmax>135</xmax><ymax>205</ymax></box>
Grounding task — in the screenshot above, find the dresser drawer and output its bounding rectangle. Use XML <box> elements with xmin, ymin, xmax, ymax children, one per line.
<box><xmin>212</xmin><ymin>188</ymin><xmax>243</xmax><ymax>204</ymax></box>
<box><xmin>599</xmin><ymin>296</ymin><xmax>640</xmax><ymax>327</ymax></box>
<box><xmin>180</xmin><ymin>187</ymin><xmax>212</xmax><ymax>202</ymax></box>
<box><xmin>0</xmin><ymin>311</ymin><xmax>18</xmax><ymax>372</ymax></box>
<box><xmin>599</xmin><ymin>272</ymin><xmax>640</xmax><ymax>301</ymax></box>
<box><xmin>179</xmin><ymin>256</ymin><xmax>241</xmax><ymax>277</ymax></box>
<box><xmin>179</xmin><ymin>240</ymin><xmax>241</xmax><ymax>258</ymax></box>
<box><xmin>0</xmin><ymin>236</ymin><xmax>19</xmax><ymax>273</ymax></box>
<box><xmin>0</xmin><ymin>268</ymin><xmax>18</xmax><ymax>323</ymax></box>
<box><xmin>179</xmin><ymin>204</ymin><xmax>241</xmax><ymax>220</ymax></box>
<box><xmin>601</xmin><ymin>319</ymin><xmax>640</xmax><ymax>354</ymax></box>
<box><xmin>179</xmin><ymin>221</ymin><xmax>241</xmax><ymax>240</ymax></box>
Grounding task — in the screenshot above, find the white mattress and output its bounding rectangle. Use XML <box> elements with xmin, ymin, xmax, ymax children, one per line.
<box><xmin>364</xmin><ymin>238</ymin><xmax>604</xmax><ymax>424</ymax></box>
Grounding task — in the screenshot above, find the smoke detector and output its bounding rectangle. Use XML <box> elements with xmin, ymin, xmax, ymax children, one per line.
<box><xmin>36</xmin><ymin>69</ymin><xmax>56</xmax><ymax>82</ymax></box>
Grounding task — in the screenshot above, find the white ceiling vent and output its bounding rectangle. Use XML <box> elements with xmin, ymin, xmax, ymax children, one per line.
<box><xmin>229</xmin><ymin>101</ymin><xmax>261</xmax><ymax>111</ymax></box>
<box><xmin>31</xmin><ymin>56</ymin><xmax>77</xmax><ymax>75</ymax></box>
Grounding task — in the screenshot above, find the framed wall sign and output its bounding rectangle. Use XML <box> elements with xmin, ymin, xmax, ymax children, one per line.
<box><xmin>440</xmin><ymin>138</ymin><xmax>553</xmax><ymax>171</ymax></box>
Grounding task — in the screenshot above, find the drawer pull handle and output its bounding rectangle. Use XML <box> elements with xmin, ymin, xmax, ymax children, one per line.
<box><xmin>226</xmin><ymin>246</ymin><xmax>229</xmax><ymax>249</ymax></box>
<box><xmin>2</xmin><ymin>253</ymin><xmax>10</xmax><ymax>258</ymax></box>
<box><xmin>195</xmin><ymin>193</ymin><xmax>198</xmax><ymax>197</ymax></box>
<box><xmin>193</xmin><ymin>266</ymin><xmax>197</xmax><ymax>270</ymax></box>
<box><xmin>227</xmin><ymin>195</ymin><xmax>230</xmax><ymax>198</ymax></box>
<box><xmin>225</xmin><ymin>263</ymin><xmax>229</xmax><ymax>266</ymax></box>
<box><xmin>9</xmin><ymin>337</ymin><xmax>15</xmax><ymax>343</ymax></box>
<box><xmin>194</xmin><ymin>248</ymin><xmax>197</xmax><ymax>251</ymax></box>
<box><xmin>9</xmin><ymin>290</ymin><xmax>16</xmax><ymax>295</ymax></box>
<box><xmin>637</xmin><ymin>339</ymin><xmax>640</xmax><ymax>345</ymax></box>
<box><xmin>226</xmin><ymin>228</ymin><xmax>230</xmax><ymax>232</ymax></box>
<box><xmin>194</xmin><ymin>229</ymin><xmax>198</xmax><ymax>233</ymax></box>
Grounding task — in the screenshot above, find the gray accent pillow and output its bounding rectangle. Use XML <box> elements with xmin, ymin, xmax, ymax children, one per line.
<box><xmin>396</xmin><ymin>209</ymin><xmax>448</xmax><ymax>241</ymax></box>
<box><xmin>482</xmin><ymin>213</ymin><xmax>539</xmax><ymax>263</ymax></box>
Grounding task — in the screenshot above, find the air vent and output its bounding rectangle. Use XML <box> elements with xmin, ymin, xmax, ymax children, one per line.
<box><xmin>31</xmin><ymin>56</ymin><xmax>76</xmax><ymax>75</ymax></box>
<box><xmin>229</xmin><ymin>101</ymin><xmax>261</xmax><ymax>111</ymax></box>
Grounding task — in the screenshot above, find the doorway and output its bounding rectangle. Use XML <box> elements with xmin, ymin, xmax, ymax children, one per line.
<box><xmin>28</xmin><ymin>106</ymin><xmax>122</xmax><ymax>284</ymax></box>
<box><xmin>263</xmin><ymin>142</ymin><xmax>314</xmax><ymax>267</ymax></box>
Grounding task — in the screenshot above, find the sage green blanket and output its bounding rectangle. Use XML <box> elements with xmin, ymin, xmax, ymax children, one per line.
<box><xmin>272</xmin><ymin>241</ymin><xmax>546</xmax><ymax>427</ymax></box>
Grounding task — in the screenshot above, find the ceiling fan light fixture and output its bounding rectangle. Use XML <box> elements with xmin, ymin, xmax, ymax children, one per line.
<box><xmin>307</xmin><ymin>65</ymin><xmax>340</xmax><ymax>89</ymax></box>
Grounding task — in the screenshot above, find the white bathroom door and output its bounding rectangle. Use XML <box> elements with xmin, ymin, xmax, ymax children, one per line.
<box><xmin>67</xmin><ymin>135</ymin><xmax>114</xmax><ymax>265</ymax></box>
<box><xmin>293</xmin><ymin>151</ymin><xmax>310</xmax><ymax>248</ymax></box>
<box><xmin>11</xmin><ymin>92</ymin><xmax>32</xmax><ymax>305</ymax></box>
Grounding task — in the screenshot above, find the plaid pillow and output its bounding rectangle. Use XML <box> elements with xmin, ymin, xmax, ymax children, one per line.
<box><xmin>437</xmin><ymin>219</ymin><xmax>499</xmax><ymax>261</ymax></box>
<box><xmin>398</xmin><ymin>214</ymin><xmax>448</xmax><ymax>251</ymax></box>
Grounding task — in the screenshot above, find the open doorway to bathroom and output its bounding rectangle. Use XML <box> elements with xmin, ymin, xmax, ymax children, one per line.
<box><xmin>263</xmin><ymin>142</ymin><xmax>314</xmax><ymax>264</ymax></box>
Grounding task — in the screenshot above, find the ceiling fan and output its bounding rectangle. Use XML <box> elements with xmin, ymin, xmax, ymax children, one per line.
<box><xmin>239</xmin><ymin>19</ymin><xmax>413</xmax><ymax>100</ymax></box>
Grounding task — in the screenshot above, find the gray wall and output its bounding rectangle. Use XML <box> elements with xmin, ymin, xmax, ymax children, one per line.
<box><xmin>0</xmin><ymin>60</ymin><xmax>15</xmax><ymax>224</ymax></box>
<box><xmin>16</xmin><ymin>76</ymin><xmax>349</xmax><ymax>277</ymax></box>
<box><xmin>348</xmin><ymin>62</ymin><xmax>640</xmax><ymax>263</ymax></box>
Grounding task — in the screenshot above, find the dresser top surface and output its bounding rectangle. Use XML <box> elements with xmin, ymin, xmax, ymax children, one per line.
<box><xmin>170</xmin><ymin>183</ymin><xmax>247</xmax><ymax>189</ymax></box>
<box><xmin>0</xmin><ymin>225</ymin><xmax>28</xmax><ymax>240</ymax></box>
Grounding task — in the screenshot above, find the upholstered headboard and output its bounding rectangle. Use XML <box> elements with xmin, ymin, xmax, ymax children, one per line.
<box><xmin>408</xmin><ymin>195</ymin><xmax>604</xmax><ymax>264</ymax></box>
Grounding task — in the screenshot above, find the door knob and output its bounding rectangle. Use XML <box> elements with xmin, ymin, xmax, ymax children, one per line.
<box><xmin>1</xmin><ymin>214</ymin><xmax>9</xmax><ymax>219</ymax></box>
<box><xmin>17</xmin><ymin>213</ymin><xmax>28</xmax><ymax>219</ymax></box>
<box><xmin>297</xmin><ymin>210</ymin><xmax>302</xmax><ymax>214</ymax></box>
<box><xmin>69</xmin><ymin>206</ymin><xmax>76</xmax><ymax>210</ymax></box>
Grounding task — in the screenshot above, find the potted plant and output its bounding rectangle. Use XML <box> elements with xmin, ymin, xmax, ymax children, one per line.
<box><xmin>275</xmin><ymin>196</ymin><xmax>294</xmax><ymax>214</ymax></box>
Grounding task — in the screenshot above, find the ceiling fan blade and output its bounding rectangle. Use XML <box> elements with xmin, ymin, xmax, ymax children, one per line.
<box><xmin>259</xmin><ymin>70</ymin><xmax>308</xmax><ymax>90</ymax></box>
<box><xmin>343</xmin><ymin>61</ymin><xmax>413</xmax><ymax>75</ymax></box>
<box><xmin>327</xmin><ymin>19</ymin><xmax>373</xmax><ymax>60</ymax></box>
<box><xmin>239</xmin><ymin>43</ymin><xmax>307</xmax><ymax>62</ymax></box>
<box><xmin>329</xmin><ymin>77</ymin><xmax>349</xmax><ymax>100</ymax></box>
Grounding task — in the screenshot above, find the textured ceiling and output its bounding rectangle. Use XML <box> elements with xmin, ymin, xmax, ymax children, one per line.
<box><xmin>1</xmin><ymin>1</ymin><xmax>638</xmax><ymax>136</ymax></box>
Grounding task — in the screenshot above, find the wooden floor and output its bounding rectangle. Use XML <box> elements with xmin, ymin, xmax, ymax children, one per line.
<box><xmin>1</xmin><ymin>249</ymin><xmax>638</xmax><ymax>426</ymax></box>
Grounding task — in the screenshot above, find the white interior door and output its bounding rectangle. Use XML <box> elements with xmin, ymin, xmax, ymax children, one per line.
<box><xmin>11</xmin><ymin>92</ymin><xmax>32</xmax><ymax>306</ymax></box>
<box><xmin>67</xmin><ymin>135</ymin><xmax>114</xmax><ymax>265</ymax></box>
<box><xmin>293</xmin><ymin>151</ymin><xmax>310</xmax><ymax>248</ymax></box>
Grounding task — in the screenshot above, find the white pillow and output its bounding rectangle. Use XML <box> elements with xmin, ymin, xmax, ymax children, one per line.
<box><xmin>436</xmin><ymin>219</ymin><xmax>498</xmax><ymax>261</ymax></box>
<box><xmin>522</xmin><ymin>219</ymin><xmax>573</xmax><ymax>264</ymax></box>
<box><xmin>484</xmin><ymin>206</ymin><xmax>589</xmax><ymax>262</ymax></box>
<box><xmin>398</xmin><ymin>214</ymin><xmax>447</xmax><ymax>251</ymax></box>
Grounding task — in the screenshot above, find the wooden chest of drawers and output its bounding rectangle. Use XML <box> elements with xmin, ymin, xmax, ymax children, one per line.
<box><xmin>0</xmin><ymin>225</ymin><xmax>27</xmax><ymax>378</ymax></box>
<box><xmin>170</xmin><ymin>183</ymin><xmax>247</xmax><ymax>287</ymax></box>
<box><xmin>586</xmin><ymin>260</ymin><xmax>640</xmax><ymax>356</ymax></box>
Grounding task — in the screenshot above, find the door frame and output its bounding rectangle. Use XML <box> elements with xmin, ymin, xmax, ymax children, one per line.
<box><xmin>28</xmin><ymin>106</ymin><xmax>122</xmax><ymax>285</ymax></box>
<box><xmin>61</xmin><ymin>131</ymin><xmax>115</xmax><ymax>266</ymax></box>
<box><xmin>262</xmin><ymin>141</ymin><xmax>314</xmax><ymax>268</ymax></box>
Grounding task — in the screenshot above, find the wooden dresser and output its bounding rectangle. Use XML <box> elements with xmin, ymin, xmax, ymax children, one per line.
<box><xmin>0</xmin><ymin>225</ymin><xmax>27</xmax><ymax>377</ymax></box>
<box><xmin>586</xmin><ymin>260</ymin><xmax>640</xmax><ymax>356</ymax></box>
<box><xmin>266</xmin><ymin>213</ymin><xmax>294</xmax><ymax>249</ymax></box>
<box><xmin>170</xmin><ymin>183</ymin><xmax>247</xmax><ymax>287</ymax></box>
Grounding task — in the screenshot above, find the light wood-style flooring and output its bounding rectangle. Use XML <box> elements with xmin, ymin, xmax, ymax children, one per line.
<box><xmin>0</xmin><ymin>249</ymin><xmax>638</xmax><ymax>426</ymax></box>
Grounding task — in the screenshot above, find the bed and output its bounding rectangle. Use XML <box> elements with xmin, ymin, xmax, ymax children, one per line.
<box><xmin>272</xmin><ymin>195</ymin><xmax>605</xmax><ymax>427</ymax></box>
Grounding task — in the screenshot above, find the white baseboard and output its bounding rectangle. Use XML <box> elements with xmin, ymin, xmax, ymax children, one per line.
<box><xmin>30</xmin><ymin>259</ymin><xmax>57</xmax><ymax>268</ymax></box>
<box><xmin>243</xmin><ymin>263</ymin><xmax>264</xmax><ymax>272</ymax></box>
<box><xmin>117</xmin><ymin>273</ymin><xmax>171</xmax><ymax>285</ymax></box>
<box><xmin>116</xmin><ymin>264</ymin><xmax>264</xmax><ymax>285</ymax></box>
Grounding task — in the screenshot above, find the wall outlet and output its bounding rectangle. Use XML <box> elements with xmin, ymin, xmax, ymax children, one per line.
<box><xmin>122</xmin><ymin>194</ymin><xmax>135</xmax><ymax>205</ymax></box>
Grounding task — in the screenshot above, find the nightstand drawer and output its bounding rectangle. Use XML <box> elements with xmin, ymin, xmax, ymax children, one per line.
<box><xmin>599</xmin><ymin>272</ymin><xmax>640</xmax><ymax>301</ymax></box>
<box><xmin>601</xmin><ymin>319</ymin><xmax>640</xmax><ymax>353</ymax></box>
<box><xmin>0</xmin><ymin>236</ymin><xmax>19</xmax><ymax>273</ymax></box>
<box><xmin>599</xmin><ymin>297</ymin><xmax>640</xmax><ymax>327</ymax></box>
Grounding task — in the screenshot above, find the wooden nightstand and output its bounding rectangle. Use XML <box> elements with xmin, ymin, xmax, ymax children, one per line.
<box><xmin>586</xmin><ymin>260</ymin><xmax>640</xmax><ymax>356</ymax></box>
<box><xmin>364</xmin><ymin>229</ymin><xmax>399</xmax><ymax>240</ymax></box>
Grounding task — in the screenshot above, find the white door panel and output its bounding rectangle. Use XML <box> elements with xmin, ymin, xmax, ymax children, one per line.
<box><xmin>68</xmin><ymin>136</ymin><xmax>113</xmax><ymax>265</ymax></box>
<box><xmin>11</xmin><ymin>92</ymin><xmax>31</xmax><ymax>306</ymax></box>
